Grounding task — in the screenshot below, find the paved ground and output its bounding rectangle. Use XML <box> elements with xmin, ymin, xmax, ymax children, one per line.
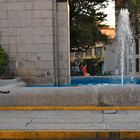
<box><xmin>0</xmin><ymin>110</ymin><xmax>140</xmax><ymax>130</ymax></box>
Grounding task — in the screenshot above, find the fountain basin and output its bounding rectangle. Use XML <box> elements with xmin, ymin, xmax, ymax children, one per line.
<box><xmin>0</xmin><ymin>76</ymin><xmax>140</xmax><ymax>106</ymax></box>
<box><xmin>71</xmin><ymin>76</ymin><xmax>140</xmax><ymax>85</ymax></box>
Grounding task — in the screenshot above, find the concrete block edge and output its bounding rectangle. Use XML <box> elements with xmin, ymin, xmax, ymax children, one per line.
<box><xmin>0</xmin><ymin>106</ymin><xmax>140</xmax><ymax>110</ymax></box>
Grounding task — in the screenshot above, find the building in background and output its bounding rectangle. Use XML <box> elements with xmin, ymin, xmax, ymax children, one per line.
<box><xmin>71</xmin><ymin>27</ymin><xmax>115</xmax><ymax>76</ymax></box>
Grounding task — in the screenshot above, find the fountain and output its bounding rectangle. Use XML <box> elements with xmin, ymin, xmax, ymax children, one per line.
<box><xmin>117</xmin><ymin>9</ymin><xmax>135</xmax><ymax>85</ymax></box>
<box><xmin>0</xmin><ymin>9</ymin><xmax>140</xmax><ymax>107</ymax></box>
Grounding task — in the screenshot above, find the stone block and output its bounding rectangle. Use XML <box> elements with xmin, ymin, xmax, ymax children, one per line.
<box><xmin>57</xmin><ymin>3</ymin><xmax>67</xmax><ymax>11</ymax></box>
<box><xmin>25</xmin><ymin>10</ymin><xmax>34</xmax><ymax>19</ymax></box>
<box><xmin>16</xmin><ymin>37</ymin><xmax>26</xmax><ymax>45</ymax></box>
<box><xmin>58</xmin><ymin>18</ymin><xmax>68</xmax><ymax>28</ymax></box>
<box><xmin>17</xmin><ymin>53</ymin><xmax>27</xmax><ymax>62</ymax></box>
<box><xmin>33</xmin><ymin>69</ymin><xmax>46</xmax><ymax>77</ymax></box>
<box><xmin>16</xmin><ymin>18</ymin><xmax>26</xmax><ymax>27</ymax></box>
<box><xmin>34</xmin><ymin>35</ymin><xmax>53</xmax><ymax>44</ymax></box>
<box><xmin>0</xmin><ymin>0</ymin><xmax>8</xmax><ymax>3</ymax></box>
<box><xmin>34</xmin><ymin>27</ymin><xmax>53</xmax><ymax>36</ymax></box>
<box><xmin>98</xmin><ymin>85</ymin><xmax>140</xmax><ymax>106</ymax></box>
<box><xmin>0</xmin><ymin>86</ymin><xmax>98</xmax><ymax>106</ymax></box>
<box><xmin>32</xmin><ymin>18</ymin><xmax>53</xmax><ymax>27</ymax></box>
<box><xmin>8</xmin><ymin>0</ymin><xmax>16</xmax><ymax>2</ymax></box>
<box><xmin>57</xmin><ymin>11</ymin><xmax>68</xmax><ymax>20</ymax></box>
<box><xmin>1</xmin><ymin>36</ymin><xmax>8</xmax><ymax>45</ymax></box>
<box><xmin>27</xmin><ymin>122</ymin><xmax>106</xmax><ymax>130</ymax></box>
<box><xmin>8</xmin><ymin>36</ymin><xmax>18</xmax><ymax>45</ymax></box>
<box><xmin>8</xmin><ymin>45</ymin><xmax>17</xmax><ymax>52</ymax></box>
<box><xmin>26</xmin><ymin>52</ymin><xmax>53</xmax><ymax>61</ymax></box>
<box><xmin>0</xmin><ymin>28</ymin><xmax>8</xmax><ymax>36</ymax></box>
<box><xmin>23</xmin><ymin>36</ymin><xmax>35</xmax><ymax>44</ymax></box>
<box><xmin>38</xmin><ymin>52</ymin><xmax>54</xmax><ymax>61</ymax></box>
<box><xmin>28</xmin><ymin>60</ymin><xmax>53</xmax><ymax>70</ymax></box>
<box><xmin>0</xmin><ymin>123</ymin><xmax>26</xmax><ymax>130</ymax></box>
<box><xmin>58</xmin><ymin>52</ymin><xmax>69</xmax><ymax>61</ymax></box>
<box><xmin>7</xmin><ymin>28</ymin><xmax>17</xmax><ymax>36</ymax></box>
<box><xmin>37</xmin><ymin>44</ymin><xmax>53</xmax><ymax>52</ymax></box>
<box><xmin>37</xmin><ymin>61</ymin><xmax>53</xmax><ymax>69</ymax></box>
<box><xmin>9</xmin><ymin>60</ymin><xmax>16</xmax><ymax>69</ymax></box>
<box><xmin>1</xmin><ymin>44</ymin><xmax>9</xmax><ymax>52</ymax></box>
<box><xmin>0</xmin><ymin>11</ymin><xmax>7</xmax><ymax>19</ymax></box>
<box><xmin>59</xmin><ymin>69</ymin><xmax>69</xmax><ymax>77</ymax></box>
<box><xmin>8</xmin><ymin>52</ymin><xmax>17</xmax><ymax>61</ymax></box>
<box><xmin>19</xmin><ymin>27</ymin><xmax>34</xmax><ymax>36</ymax></box>
<box><xmin>25</xmin><ymin>2</ymin><xmax>33</xmax><ymax>10</ymax></box>
<box><xmin>33</xmin><ymin>1</ymin><xmax>52</xmax><ymax>10</ymax></box>
<box><xmin>34</xmin><ymin>10</ymin><xmax>52</xmax><ymax>19</ymax></box>
<box><xmin>8</xmin><ymin>3</ymin><xmax>25</xmax><ymax>11</ymax></box>
<box><xmin>0</xmin><ymin>3</ymin><xmax>7</xmax><ymax>11</ymax></box>
<box><xmin>58</xmin><ymin>28</ymin><xmax>69</xmax><ymax>36</ymax></box>
<box><xmin>59</xmin><ymin>61</ymin><xmax>69</xmax><ymax>69</ymax></box>
<box><xmin>16</xmin><ymin>11</ymin><xmax>26</xmax><ymax>20</ymax></box>
<box><xmin>7</xmin><ymin>19</ymin><xmax>19</xmax><ymax>28</ymax></box>
<box><xmin>17</xmin><ymin>67</ymin><xmax>32</xmax><ymax>77</ymax></box>
<box><xmin>17</xmin><ymin>45</ymin><xmax>25</xmax><ymax>53</ymax></box>
<box><xmin>7</xmin><ymin>11</ymin><xmax>17</xmax><ymax>19</ymax></box>
<box><xmin>25</xmin><ymin>19</ymin><xmax>32</xmax><ymax>27</ymax></box>
<box><xmin>0</xmin><ymin>20</ymin><xmax>8</xmax><ymax>28</ymax></box>
<box><xmin>58</xmin><ymin>36</ymin><xmax>69</xmax><ymax>51</ymax></box>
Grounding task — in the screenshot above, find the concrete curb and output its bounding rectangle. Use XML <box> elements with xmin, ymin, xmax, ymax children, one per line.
<box><xmin>0</xmin><ymin>106</ymin><xmax>140</xmax><ymax>110</ymax></box>
<box><xmin>0</xmin><ymin>130</ymin><xmax>139</xmax><ymax>139</ymax></box>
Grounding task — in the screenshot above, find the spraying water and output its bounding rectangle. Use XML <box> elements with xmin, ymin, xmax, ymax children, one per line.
<box><xmin>117</xmin><ymin>9</ymin><xmax>135</xmax><ymax>85</ymax></box>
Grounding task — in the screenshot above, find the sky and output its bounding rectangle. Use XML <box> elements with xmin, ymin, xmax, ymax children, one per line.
<box><xmin>102</xmin><ymin>0</ymin><xmax>116</xmax><ymax>28</ymax></box>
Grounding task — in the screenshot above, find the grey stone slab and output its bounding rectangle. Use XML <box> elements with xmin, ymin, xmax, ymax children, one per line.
<box><xmin>117</xmin><ymin>111</ymin><xmax>140</xmax><ymax>115</ymax></box>
<box><xmin>0</xmin><ymin>111</ymin><xmax>37</xmax><ymax>119</ymax></box>
<box><xmin>107</xmin><ymin>122</ymin><xmax>140</xmax><ymax>130</ymax></box>
<box><xmin>0</xmin><ymin>123</ymin><xmax>26</xmax><ymax>130</ymax></box>
<box><xmin>127</xmin><ymin>111</ymin><xmax>140</xmax><ymax>115</ymax></box>
<box><xmin>35</xmin><ymin>111</ymin><xmax>103</xmax><ymax>119</ymax></box>
<box><xmin>0</xmin><ymin>118</ymin><xmax>31</xmax><ymax>123</ymax></box>
<box><xmin>0</xmin><ymin>111</ymin><xmax>139</xmax><ymax>130</ymax></box>
<box><xmin>26</xmin><ymin>122</ymin><xmax>107</xmax><ymax>130</ymax></box>
<box><xmin>32</xmin><ymin>118</ymin><xmax>104</xmax><ymax>123</ymax></box>
<box><xmin>116</xmin><ymin>111</ymin><xmax>129</xmax><ymax>114</ymax></box>
<box><xmin>104</xmin><ymin>114</ymin><xmax>140</xmax><ymax>122</ymax></box>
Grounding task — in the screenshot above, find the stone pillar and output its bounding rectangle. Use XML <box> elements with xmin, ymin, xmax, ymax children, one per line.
<box><xmin>56</xmin><ymin>0</ymin><xmax>70</xmax><ymax>85</ymax></box>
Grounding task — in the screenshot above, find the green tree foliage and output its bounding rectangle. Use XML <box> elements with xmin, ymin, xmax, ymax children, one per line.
<box><xmin>0</xmin><ymin>47</ymin><xmax>8</xmax><ymax>76</ymax></box>
<box><xmin>125</xmin><ymin>0</ymin><xmax>140</xmax><ymax>38</ymax></box>
<box><xmin>116</xmin><ymin>0</ymin><xmax>140</xmax><ymax>36</ymax></box>
<box><xmin>70</xmin><ymin>0</ymin><xmax>109</xmax><ymax>52</ymax></box>
<box><xmin>116</xmin><ymin>0</ymin><xmax>140</xmax><ymax>52</ymax></box>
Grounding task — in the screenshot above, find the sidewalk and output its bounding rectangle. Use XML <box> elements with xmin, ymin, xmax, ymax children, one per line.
<box><xmin>0</xmin><ymin>110</ymin><xmax>140</xmax><ymax>139</ymax></box>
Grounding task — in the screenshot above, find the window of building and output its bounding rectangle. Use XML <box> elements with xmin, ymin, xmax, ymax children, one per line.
<box><xmin>129</xmin><ymin>58</ymin><xmax>132</xmax><ymax>72</ymax></box>
<box><xmin>95</xmin><ymin>47</ymin><xmax>102</xmax><ymax>58</ymax></box>
<box><xmin>135</xmin><ymin>38</ymin><xmax>139</xmax><ymax>54</ymax></box>
<box><xmin>85</xmin><ymin>49</ymin><xmax>92</xmax><ymax>57</ymax></box>
<box><xmin>136</xmin><ymin>58</ymin><xmax>139</xmax><ymax>72</ymax></box>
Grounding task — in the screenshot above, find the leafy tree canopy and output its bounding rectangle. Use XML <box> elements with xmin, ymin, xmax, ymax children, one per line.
<box><xmin>125</xmin><ymin>0</ymin><xmax>140</xmax><ymax>36</ymax></box>
<box><xmin>70</xmin><ymin>0</ymin><xmax>109</xmax><ymax>52</ymax></box>
<box><xmin>116</xmin><ymin>0</ymin><xmax>140</xmax><ymax>40</ymax></box>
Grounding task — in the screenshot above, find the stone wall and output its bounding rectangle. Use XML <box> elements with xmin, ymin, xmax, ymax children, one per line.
<box><xmin>0</xmin><ymin>0</ymin><xmax>70</xmax><ymax>85</ymax></box>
